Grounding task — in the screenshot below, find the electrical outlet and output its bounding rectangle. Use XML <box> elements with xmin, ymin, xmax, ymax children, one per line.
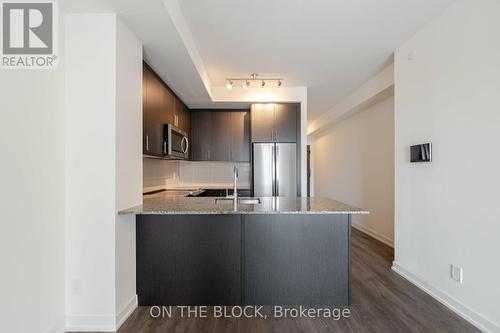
<box><xmin>450</xmin><ymin>265</ymin><xmax>463</xmax><ymax>284</ymax></box>
<box><xmin>71</xmin><ymin>278</ymin><xmax>82</xmax><ymax>295</ymax></box>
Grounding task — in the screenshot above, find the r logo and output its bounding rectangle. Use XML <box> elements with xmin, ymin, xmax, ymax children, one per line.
<box><xmin>2</xmin><ymin>2</ymin><xmax>53</xmax><ymax>54</ymax></box>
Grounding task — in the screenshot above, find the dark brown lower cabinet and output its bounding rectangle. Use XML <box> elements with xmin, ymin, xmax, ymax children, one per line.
<box><xmin>243</xmin><ymin>214</ymin><xmax>350</xmax><ymax>306</ymax></box>
<box><xmin>136</xmin><ymin>214</ymin><xmax>351</xmax><ymax>306</ymax></box>
<box><xmin>136</xmin><ymin>215</ymin><xmax>242</xmax><ymax>305</ymax></box>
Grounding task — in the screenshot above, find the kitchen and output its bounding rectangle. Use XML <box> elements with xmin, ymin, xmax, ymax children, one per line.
<box><xmin>141</xmin><ymin>63</ymin><xmax>300</xmax><ymax>198</ymax></box>
<box><xmin>3</xmin><ymin>1</ymin><xmax>498</xmax><ymax>332</ymax></box>
<box><xmin>123</xmin><ymin>62</ymin><xmax>367</xmax><ymax>306</ymax></box>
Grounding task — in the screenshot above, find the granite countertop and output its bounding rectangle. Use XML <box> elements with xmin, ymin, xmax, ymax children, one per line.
<box><xmin>142</xmin><ymin>184</ymin><xmax>252</xmax><ymax>194</ymax></box>
<box><xmin>119</xmin><ymin>195</ymin><xmax>368</xmax><ymax>215</ymax></box>
<box><xmin>167</xmin><ymin>183</ymin><xmax>252</xmax><ymax>190</ymax></box>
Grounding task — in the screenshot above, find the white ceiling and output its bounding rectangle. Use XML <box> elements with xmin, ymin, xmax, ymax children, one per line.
<box><xmin>60</xmin><ymin>0</ymin><xmax>214</xmax><ymax>107</ymax></box>
<box><xmin>60</xmin><ymin>0</ymin><xmax>454</xmax><ymax>121</ymax></box>
<box><xmin>178</xmin><ymin>0</ymin><xmax>454</xmax><ymax>120</ymax></box>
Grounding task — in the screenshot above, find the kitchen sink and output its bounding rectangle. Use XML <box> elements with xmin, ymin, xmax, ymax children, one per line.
<box><xmin>215</xmin><ymin>197</ymin><xmax>261</xmax><ymax>205</ymax></box>
<box><xmin>238</xmin><ymin>198</ymin><xmax>261</xmax><ymax>205</ymax></box>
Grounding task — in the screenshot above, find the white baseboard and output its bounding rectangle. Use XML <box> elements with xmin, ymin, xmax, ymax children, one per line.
<box><xmin>352</xmin><ymin>222</ymin><xmax>394</xmax><ymax>248</ymax></box>
<box><xmin>65</xmin><ymin>294</ymin><xmax>138</xmax><ymax>332</ymax></box>
<box><xmin>44</xmin><ymin>319</ymin><xmax>66</xmax><ymax>333</ymax></box>
<box><xmin>392</xmin><ymin>262</ymin><xmax>499</xmax><ymax>333</ymax></box>
<box><xmin>65</xmin><ymin>314</ymin><xmax>117</xmax><ymax>332</ymax></box>
<box><xmin>116</xmin><ymin>294</ymin><xmax>138</xmax><ymax>330</ymax></box>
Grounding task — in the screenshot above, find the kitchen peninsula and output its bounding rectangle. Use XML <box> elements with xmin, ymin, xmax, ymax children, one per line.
<box><xmin>120</xmin><ymin>194</ymin><xmax>367</xmax><ymax>306</ymax></box>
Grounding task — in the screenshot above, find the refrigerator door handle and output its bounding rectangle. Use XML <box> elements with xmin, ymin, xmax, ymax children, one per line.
<box><xmin>275</xmin><ymin>145</ymin><xmax>279</xmax><ymax>196</ymax></box>
<box><xmin>272</xmin><ymin>144</ymin><xmax>276</xmax><ymax>196</ymax></box>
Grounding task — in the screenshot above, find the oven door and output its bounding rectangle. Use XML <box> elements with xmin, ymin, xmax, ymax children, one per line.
<box><xmin>164</xmin><ymin>124</ymin><xmax>189</xmax><ymax>159</ymax></box>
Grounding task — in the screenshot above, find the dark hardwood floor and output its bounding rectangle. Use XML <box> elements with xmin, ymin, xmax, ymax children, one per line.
<box><xmin>109</xmin><ymin>228</ymin><xmax>479</xmax><ymax>333</ymax></box>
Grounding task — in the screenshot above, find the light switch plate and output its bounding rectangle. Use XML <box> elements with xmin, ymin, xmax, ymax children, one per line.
<box><xmin>450</xmin><ymin>265</ymin><xmax>463</xmax><ymax>284</ymax></box>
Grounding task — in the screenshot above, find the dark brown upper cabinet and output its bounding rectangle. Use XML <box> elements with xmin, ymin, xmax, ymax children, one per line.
<box><xmin>230</xmin><ymin>112</ymin><xmax>250</xmax><ymax>161</ymax></box>
<box><xmin>163</xmin><ymin>88</ymin><xmax>175</xmax><ymax>125</ymax></box>
<box><xmin>250</xmin><ymin>104</ymin><xmax>275</xmax><ymax>142</ymax></box>
<box><xmin>274</xmin><ymin>103</ymin><xmax>298</xmax><ymax>142</ymax></box>
<box><xmin>191</xmin><ymin>110</ymin><xmax>250</xmax><ymax>162</ymax></box>
<box><xmin>143</xmin><ymin>67</ymin><xmax>167</xmax><ymax>157</ymax></box>
<box><xmin>250</xmin><ymin>103</ymin><xmax>298</xmax><ymax>143</ymax></box>
<box><xmin>143</xmin><ymin>66</ymin><xmax>149</xmax><ymax>154</ymax></box>
<box><xmin>173</xmin><ymin>97</ymin><xmax>190</xmax><ymax>134</ymax></box>
<box><xmin>210</xmin><ymin>112</ymin><xmax>231</xmax><ymax>161</ymax></box>
<box><xmin>143</xmin><ymin>63</ymin><xmax>190</xmax><ymax>156</ymax></box>
<box><xmin>191</xmin><ymin>111</ymin><xmax>212</xmax><ymax>161</ymax></box>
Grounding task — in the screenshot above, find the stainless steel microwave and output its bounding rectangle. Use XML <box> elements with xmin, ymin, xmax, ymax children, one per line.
<box><xmin>163</xmin><ymin>124</ymin><xmax>189</xmax><ymax>159</ymax></box>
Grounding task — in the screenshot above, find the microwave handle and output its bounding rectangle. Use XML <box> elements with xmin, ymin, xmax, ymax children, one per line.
<box><xmin>181</xmin><ymin>136</ymin><xmax>189</xmax><ymax>154</ymax></box>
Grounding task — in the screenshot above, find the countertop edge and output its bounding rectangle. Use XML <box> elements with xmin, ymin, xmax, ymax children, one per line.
<box><xmin>119</xmin><ymin>210</ymin><xmax>370</xmax><ymax>215</ymax></box>
<box><xmin>118</xmin><ymin>197</ymin><xmax>369</xmax><ymax>216</ymax></box>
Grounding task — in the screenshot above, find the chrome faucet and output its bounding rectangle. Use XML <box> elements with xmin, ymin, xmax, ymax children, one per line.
<box><xmin>233</xmin><ymin>166</ymin><xmax>239</xmax><ymax>200</ymax></box>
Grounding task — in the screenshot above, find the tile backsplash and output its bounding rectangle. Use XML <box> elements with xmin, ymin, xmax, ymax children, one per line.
<box><xmin>179</xmin><ymin>161</ymin><xmax>251</xmax><ymax>187</ymax></box>
<box><xmin>143</xmin><ymin>159</ymin><xmax>252</xmax><ymax>192</ymax></box>
<box><xmin>143</xmin><ymin>158</ymin><xmax>179</xmax><ymax>191</ymax></box>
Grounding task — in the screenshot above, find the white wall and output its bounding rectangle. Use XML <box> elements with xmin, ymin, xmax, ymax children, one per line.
<box><xmin>308</xmin><ymin>64</ymin><xmax>394</xmax><ymax>136</ymax></box>
<box><xmin>65</xmin><ymin>14</ymin><xmax>117</xmax><ymax>330</ymax></box>
<box><xmin>394</xmin><ymin>0</ymin><xmax>500</xmax><ymax>331</ymax></box>
<box><xmin>0</xmin><ymin>18</ymin><xmax>66</xmax><ymax>333</ymax></box>
<box><xmin>65</xmin><ymin>13</ymin><xmax>142</xmax><ymax>331</ymax></box>
<box><xmin>311</xmin><ymin>97</ymin><xmax>395</xmax><ymax>246</ymax></box>
<box><xmin>114</xmin><ymin>17</ymin><xmax>143</xmax><ymax>328</ymax></box>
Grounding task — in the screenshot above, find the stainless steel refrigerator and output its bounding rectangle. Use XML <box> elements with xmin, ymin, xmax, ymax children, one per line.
<box><xmin>253</xmin><ymin>143</ymin><xmax>297</xmax><ymax>197</ymax></box>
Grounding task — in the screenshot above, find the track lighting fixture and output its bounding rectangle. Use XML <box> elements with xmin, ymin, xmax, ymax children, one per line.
<box><xmin>225</xmin><ymin>73</ymin><xmax>283</xmax><ymax>90</ymax></box>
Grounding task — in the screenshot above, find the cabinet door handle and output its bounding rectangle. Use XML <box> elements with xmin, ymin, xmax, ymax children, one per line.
<box><xmin>146</xmin><ymin>135</ymin><xmax>149</xmax><ymax>151</ymax></box>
